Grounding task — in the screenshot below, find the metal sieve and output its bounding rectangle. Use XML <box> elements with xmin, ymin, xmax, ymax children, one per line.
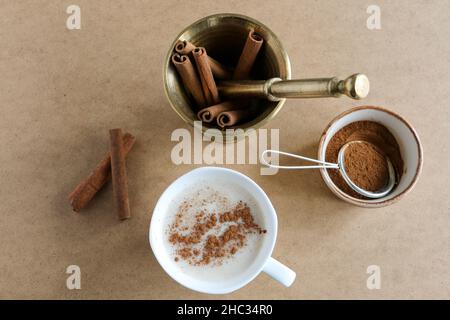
<box><xmin>261</xmin><ymin>141</ymin><xmax>396</xmax><ymax>199</ymax></box>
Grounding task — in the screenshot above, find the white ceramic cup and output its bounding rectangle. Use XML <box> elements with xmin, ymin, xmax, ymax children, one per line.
<box><xmin>318</xmin><ymin>106</ymin><xmax>423</xmax><ymax>207</ymax></box>
<box><xmin>149</xmin><ymin>167</ymin><xmax>296</xmax><ymax>294</ymax></box>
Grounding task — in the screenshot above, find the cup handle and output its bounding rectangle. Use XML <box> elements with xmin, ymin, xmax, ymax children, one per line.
<box><xmin>262</xmin><ymin>257</ymin><xmax>296</xmax><ymax>287</ymax></box>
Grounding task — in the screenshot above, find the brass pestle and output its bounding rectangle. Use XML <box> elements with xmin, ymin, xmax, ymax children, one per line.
<box><xmin>218</xmin><ymin>74</ymin><xmax>370</xmax><ymax>101</ymax></box>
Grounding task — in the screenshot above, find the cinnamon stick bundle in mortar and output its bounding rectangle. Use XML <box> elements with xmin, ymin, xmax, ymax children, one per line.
<box><xmin>217</xmin><ymin>108</ymin><xmax>254</xmax><ymax>128</ymax></box>
<box><xmin>68</xmin><ymin>132</ymin><xmax>136</xmax><ymax>212</ymax></box>
<box><xmin>172</xmin><ymin>53</ymin><xmax>206</xmax><ymax>108</ymax></box>
<box><xmin>175</xmin><ymin>40</ymin><xmax>196</xmax><ymax>55</ymax></box>
<box><xmin>192</xmin><ymin>47</ymin><xmax>221</xmax><ymax>106</ymax></box>
<box><xmin>233</xmin><ymin>30</ymin><xmax>264</xmax><ymax>80</ymax></box>
<box><xmin>197</xmin><ymin>101</ymin><xmax>241</xmax><ymax>123</ymax></box>
<box><xmin>175</xmin><ymin>40</ymin><xmax>232</xmax><ymax>79</ymax></box>
<box><xmin>198</xmin><ymin>101</ymin><xmax>252</xmax><ymax>128</ymax></box>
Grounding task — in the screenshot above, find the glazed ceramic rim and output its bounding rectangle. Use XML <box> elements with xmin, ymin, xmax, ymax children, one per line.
<box><xmin>317</xmin><ymin>106</ymin><xmax>423</xmax><ymax>208</ymax></box>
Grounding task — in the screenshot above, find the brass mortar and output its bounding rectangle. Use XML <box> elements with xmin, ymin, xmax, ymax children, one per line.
<box><xmin>163</xmin><ymin>13</ymin><xmax>291</xmax><ymax>141</ymax></box>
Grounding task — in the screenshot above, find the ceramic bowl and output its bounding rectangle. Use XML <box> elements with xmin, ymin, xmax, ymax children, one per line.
<box><xmin>318</xmin><ymin>106</ymin><xmax>423</xmax><ymax>207</ymax></box>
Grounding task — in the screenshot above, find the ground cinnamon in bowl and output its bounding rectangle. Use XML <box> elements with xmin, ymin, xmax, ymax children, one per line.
<box><xmin>325</xmin><ymin>121</ymin><xmax>404</xmax><ymax>199</ymax></box>
<box><xmin>343</xmin><ymin>141</ymin><xmax>389</xmax><ymax>192</ymax></box>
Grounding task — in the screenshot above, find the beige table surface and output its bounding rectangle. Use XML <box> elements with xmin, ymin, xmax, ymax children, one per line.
<box><xmin>1</xmin><ymin>0</ymin><xmax>449</xmax><ymax>299</ymax></box>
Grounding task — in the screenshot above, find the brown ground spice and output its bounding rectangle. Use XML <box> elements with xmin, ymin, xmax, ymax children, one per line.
<box><xmin>325</xmin><ymin>121</ymin><xmax>404</xmax><ymax>199</ymax></box>
<box><xmin>168</xmin><ymin>200</ymin><xmax>266</xmax><ymax>266</ymax></box>
<box><xmin>343</xmin><ymin>142</ymin><xmax>389</xmax><ymax>191</ymax></box>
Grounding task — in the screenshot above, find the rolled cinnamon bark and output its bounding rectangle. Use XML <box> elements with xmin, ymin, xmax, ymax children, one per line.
<box><xmin>175</xmin><ymin>40</ymin><xmax>232</xmax><ymax>79</ymax></box>
<box><xmin>217</xmin><ymin>109</ymin><xmax>254</xmax><ymax>128</ymax></box>
<box><xmin>192</xmin><ymin>47</ymin><xmax>221</xmax><ymax>106</ymax></box>
<box><xmin>174</xmin><ymin>40</ymin><xmax>196</xmax><ymax>55</ymax></box>
<box><xmin>197</xmin><ymin>101</ymin><xmax>240</xmax><ymax>122</ymax></box>
<box><xmin>68</xmin><ymin>132</ymin><xmax>136</xmax><ymax>212</ymax></box>
<box><xmin>171</xmin><ymin>53</ymin><xmax>206</xmax><ymax>108</ymax></box>
<box><xmin>233</xmin><ymin>30</ymin><xmax>264</xmax><ymax>80</ymax></box>
<box><xmin>109</xmin><ymin>129</ymin><xmax>131</xmax><ymax>220</ymax></box>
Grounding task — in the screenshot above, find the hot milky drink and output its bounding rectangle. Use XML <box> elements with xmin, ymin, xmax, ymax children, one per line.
<box><xmin>163</xmin><ymin>180</ymin><xmax>268</xmax><ymax>282</ymax></box>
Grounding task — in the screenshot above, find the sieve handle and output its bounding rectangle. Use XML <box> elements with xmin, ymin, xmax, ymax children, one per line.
<box><xmin>261</xmin><ymin>150</ymin><xmax>339</xmax><ymax>170</ymax></box>
<box><xmin>218</xmin><ymin>74</ymin><xmax>370</xmax><ymax>101</ymax></box>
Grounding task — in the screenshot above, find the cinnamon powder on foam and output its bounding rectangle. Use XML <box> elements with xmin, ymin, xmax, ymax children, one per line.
<box><xmin>167</xmin><ymin>190</ymin><xmax>266</xmax><ymax>266</ymax></box>
<box><xmin>325</xmin><ymin>121</ymin><xmax>404</xmax><ymax>199</ymax></box>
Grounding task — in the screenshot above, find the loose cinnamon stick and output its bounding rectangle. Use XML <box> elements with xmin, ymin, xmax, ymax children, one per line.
<box><xmin>192</xmin><ymin>47</ymin><xmax>221</xmax><ymax>106</ymax></box>
<box><xmin>175</xmin><ymin>40</ymin><xmax>232</xmax><ymax>79</ymax></box>
<box><xmin>68</xmin><ymin>132</ymin><xmax>136</xmax><ymax>212</ymax></box>
<box><xmin>197</xmin><ymin>101</ymin><xmax>247</xmax><ymax>123</ymax></box>
<box><xmin>172</xmin><ymin>53</ymin><xmax>206</xmax><ymax>108</ymax></box>
<box><xmin>217</xmin><ymin>108</ymin><xmax>254</xmax><ymax>128</ymax></box>
<box><xmin>233</xmin><ymin>30</ymin><xmax>264</xmax><ymax>80</ymax></box>
<box><xmin>109</xmin><ymin>129</ymin><xmax>131</xmax><ymax>220</ymax></box>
